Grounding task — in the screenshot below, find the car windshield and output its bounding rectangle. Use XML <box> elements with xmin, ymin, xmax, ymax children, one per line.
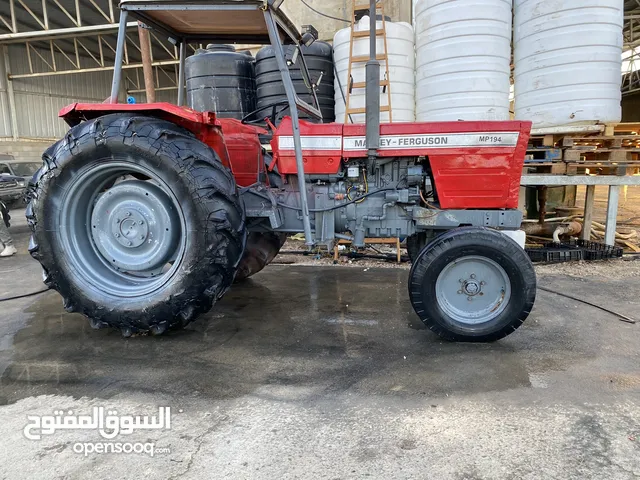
<box><xmin>10</xmin><ymin>162</ymin><xmax>40</xmax><ymax>176</ymax></box>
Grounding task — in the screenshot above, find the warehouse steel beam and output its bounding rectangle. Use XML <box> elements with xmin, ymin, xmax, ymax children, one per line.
<box><xmin>0</xmin><ymin>23</ymin><xmax>138</xmax><ymax>43</ymax></box>
<box><xmin>0</xmin><ymin>0</ymin><xmax>181</xmax><ymax>83</ymax></box>
<box><xmin>8</xmin><ymin>59</ymin><xmax>179</xmax><ymax>79</ymax></box>
<box><xmin>0</xmin><ymin>0</ymin><xmax>121</xmax><ymax>40</ymax></box>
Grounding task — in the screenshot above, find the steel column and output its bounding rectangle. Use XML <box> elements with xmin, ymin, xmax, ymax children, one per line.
<box><xmin>2</xmin><ymin>45</ymin><xmax>19</xmax><ymax>139</ymax></box>
<box><xmin>605</xmin><ymin>185</ymin><xmax>620</xmax><ymax>246</ymax></box>
<box><xmin>109</xmin><ymin>10</ymin><xmax>129</xmax><ymax>104</ymax></box>
<box><xmin>263</xmin><ymin>9</ymin><xmax>314</xmax><ymax>245</ymax></box>
<box><xmin>177</xmin><ymin>40</ymin><xmax>186</xmax><ymax>106</ymax></box>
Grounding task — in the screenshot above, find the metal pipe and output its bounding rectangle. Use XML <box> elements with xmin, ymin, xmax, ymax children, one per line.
<box><xmin>109</xmin><ymin>10</ymin><xmax>128</xmax><ymax>104</ymax></box>
<box><xmin>521</xmin><ymin>221</ymin><xmax>581</xmax><ymax>239</ymax></box>
<box><xmin>263</xmin><ymin>9</ymin><xmax>314</xmax><ymax>245</ymax></box>
<box><xmin>552</xmin><ymin>222</ymin><xmax>582</xmax><ymax>243</ymax></box>
<box><xmin>334</xmin><ymin>233</ymin><xmax>354</xmax><ymax>241</ymax></box>
<box><xmin>137</xmin><ymin>23</ymin><xmax>155</xmax><ymax>103</ymax></box>
<box><xmin>177</xmin><ymin>40</ymin><xmax>186</xmax><ymax>106</ymax></box>
<box><xmin>127</xmin><ymin>85</ymin><xmax>178</xmax><ymax>94</ymax></box>
<box><xmin>365</xmin><ymin>0</ymin><xmax>380</xmax><ymax>160</ymax></box>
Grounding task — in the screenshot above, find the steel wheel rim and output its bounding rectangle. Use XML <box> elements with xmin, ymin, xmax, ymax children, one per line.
<box><xmin>59</xmin><ymin>160</ymin><xmax>187</xmax><ymax>298</ymax></box>
<box><xmin>435</xmin><ymin>255</ymin><xmax>511</xmax><ymax>325</ymax></box>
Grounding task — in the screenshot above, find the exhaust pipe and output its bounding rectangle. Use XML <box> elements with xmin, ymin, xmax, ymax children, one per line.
<box><xmin>365</xmin><ymin>0</ymin><xmax>380</xmax><ymax>161</ymax></box>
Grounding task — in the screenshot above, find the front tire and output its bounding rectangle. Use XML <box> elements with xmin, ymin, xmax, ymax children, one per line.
<box><xmin>408</xmin><ymin>227</ymin><xmax>536</xmax><ymax>342</ymax></box>
<box><xmin>27</xmin><ymin>114</ymin><xmax>246</xmax><ymax>335</ymax></box>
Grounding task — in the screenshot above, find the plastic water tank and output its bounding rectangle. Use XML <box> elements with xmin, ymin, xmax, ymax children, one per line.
<box><xmin>185</xmin><ymin>45</ymin><xmax>256</xmax><ymax>120</ymax></box>
<box><xmin>333</xmin><ymin>16</ymin><xmax>415</xmax><ymax>123</ymax></box>
<box><xmin>514</xmin><ymin>0</ymin><xmax>623</xmax><ymax>128</ymax></box>
<box><xmin>255</xmin><ymin>41</ymin><xmax>335</xmax><ymax>123</ymax></box>
<box><xmin>414</xmin><ymin>0</ymin><xmax>512</xmax><ymax>122</ymax></box>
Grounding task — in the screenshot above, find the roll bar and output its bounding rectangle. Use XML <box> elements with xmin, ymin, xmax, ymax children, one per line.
<box><xmin>109</xmin><ymin>0</ymin><xmax>321</xmax><ymax>244</ymax></box>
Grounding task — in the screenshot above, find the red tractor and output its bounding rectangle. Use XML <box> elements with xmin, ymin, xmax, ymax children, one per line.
<box><xmin>26</xmin><ymin>0</ymin><xmax>536</xmax><ymax>341</ymax></box>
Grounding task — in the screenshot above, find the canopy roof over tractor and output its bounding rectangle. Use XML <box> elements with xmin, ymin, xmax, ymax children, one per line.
<box><xmin>119</xmin><ymin>0</ymin><xmax>303</xmax><ymax>44</ymax></box>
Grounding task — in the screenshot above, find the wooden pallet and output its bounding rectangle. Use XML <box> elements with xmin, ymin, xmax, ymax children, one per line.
<box><xmin>528</xmin><ymin>124</ymin><xmax>627</xmax><ymax>148</ymax></box>
<box><xmin>528</xmin><ymin>135</ymin><xmax>562</xmax><ymax>148</ymax></box>
<box><xmin>563</xmin><ymin>148</ymin><xmax>640</xmax><ymax>163</ymax></box>
<box><xmin>523</xmin><ymin>163</ymin><xmax>577</xmax><ymax>175</ymax></box>
<box><xmin>524</xmin><ymin>147</ymin><xmax>563</xmax><ymax>163</ymax></box>
<box><xmin>560</xmin><ymin>135</ymin><xmax>640</xmax><ymax>149</ymax></box>
<box><xmin>614</xmin><ymin>123</ymin><xmax>640</xmax><ymax>135</ymax></box>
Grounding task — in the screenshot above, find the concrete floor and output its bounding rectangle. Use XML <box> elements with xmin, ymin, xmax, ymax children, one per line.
<box><xmin>0</xmin><ymin>211</ymin><xmax>640</xmax><ymax>479</ymax></box>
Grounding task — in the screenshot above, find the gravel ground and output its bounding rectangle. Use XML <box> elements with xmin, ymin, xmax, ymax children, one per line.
<box><xmin>277</xmin><ymin>239</ymin><xmax>640</xmax><ymax>276</ymax></box>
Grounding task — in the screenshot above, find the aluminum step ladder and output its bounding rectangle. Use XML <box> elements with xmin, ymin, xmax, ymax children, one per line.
<box><xmin>344</xmin><ymin>0</ymin><xmax>393</xmax><ymax>123</ymax></box>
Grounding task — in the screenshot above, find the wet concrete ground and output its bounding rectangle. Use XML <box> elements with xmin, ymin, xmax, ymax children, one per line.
<box><xmin>0</xmin><ymin>211</ymin><xmax>640</xmax><ymax>479</ymax></box>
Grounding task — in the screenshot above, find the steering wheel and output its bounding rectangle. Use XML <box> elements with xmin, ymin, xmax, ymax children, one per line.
<box><xmin>241</xmin><ymin>100</ymin><xmax>291</xmax><ymax>127</ymax></box>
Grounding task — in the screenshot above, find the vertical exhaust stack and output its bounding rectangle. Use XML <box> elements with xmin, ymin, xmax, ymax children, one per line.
<box><xmin>365</xmin><ymin>0</ymin><xmax>380</xmax><ymax>160</ymax></box>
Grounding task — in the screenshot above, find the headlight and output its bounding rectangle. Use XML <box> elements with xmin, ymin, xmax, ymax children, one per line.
<box><xmin>18</xmin><ymin>180</ymin><xmax>25</xmax><ymax>187</ymax></box>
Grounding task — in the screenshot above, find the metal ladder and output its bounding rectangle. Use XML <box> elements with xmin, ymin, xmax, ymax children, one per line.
<box><xmin>344</xmin><ymin>0</ymin><xmax>393</xmax><ymax>123</ymax></box>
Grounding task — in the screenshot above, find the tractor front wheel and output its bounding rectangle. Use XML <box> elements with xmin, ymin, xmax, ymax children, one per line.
<box><xmin>27</xmin><ymin>114</ymin><xmax>246</xmax><ymax>335</ymax></box>
<box><xmin>408</xmin><ymin>227</ymin><xmax>536</xmax><ymax>342</ymax></box>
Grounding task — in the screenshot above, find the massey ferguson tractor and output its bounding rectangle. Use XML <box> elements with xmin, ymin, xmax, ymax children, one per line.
<box><xmin>26</xmin><ymin>0</ymin><xmax>536</xmax><ymax>342</ymax></box>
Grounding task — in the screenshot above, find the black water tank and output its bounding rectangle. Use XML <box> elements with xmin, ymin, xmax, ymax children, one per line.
<box><xmin>185</xmin><ymin>44</ymin><xmax>256</xmax><ymax>120</ymax></box>
<box><xmin>255</xmin><ymin>41</ymin><xmax>335</xmax><ymax>123</ymax></box>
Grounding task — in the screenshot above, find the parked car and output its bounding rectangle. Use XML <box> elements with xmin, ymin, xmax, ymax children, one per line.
<box><xmin>0</xmin><ymin>173</ymin><xmax>27</xmax><ymax>205</ymax></box>
<box><xmin>0</xmin><ymin>154</ymin><xmax>40</xmax><ymax>206</ymax></box>
<box><xmin>0</xmin><ymin>154</ymin><xmax>41</xmax><ymax>181</ymax></box>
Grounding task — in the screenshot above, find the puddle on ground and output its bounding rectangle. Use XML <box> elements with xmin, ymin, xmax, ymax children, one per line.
<box><xmin>0</xmin><ymin>267</ymin><xmax>604</xmax><ymax>405</ymax></box>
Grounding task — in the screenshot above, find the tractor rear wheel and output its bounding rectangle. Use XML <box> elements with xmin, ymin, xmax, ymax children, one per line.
<box><xmin>234</xmin><ymin>231</ymin><xmax>287</xmax><ymax>282</ymax></box>
<box><xmin>408</xmin><ymin>227</ymin><xmax>536</xmax><ymax>342</ymax></box>
<box><xmin>26</xmin><ymin>114</ymin><xmax>246</xmax><ymax>335</ymax></box>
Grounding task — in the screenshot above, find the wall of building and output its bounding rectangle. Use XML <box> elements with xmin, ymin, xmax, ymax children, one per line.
<box><xmin>0</xmin><ymin>139</ymin><xmax>55</xmax><ymax>163</ymax></box>
<box><xmin>282</xmin><ymin>0</ymin><xmax>412</xmax><ymax>42</ymax></box>
<box><xmin>0</xmin><ymin>45</ymin><xmax>114</xmax><ymax>141</ymax></box>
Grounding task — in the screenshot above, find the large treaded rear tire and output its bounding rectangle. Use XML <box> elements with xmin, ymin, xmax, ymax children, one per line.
<box><xmin>26</xmin><ymin>114</ymin><xmax>246</xmax><ymax>335</ymax></box>
<box><xmin>408</xmin><ymin>227</ymin><xmax>536</xmax><ymax>342</ymax></box>
<box><xmin>234</xmin><ymin>232</ymin><xmax>287</xmax><ymax>282</ymax></box>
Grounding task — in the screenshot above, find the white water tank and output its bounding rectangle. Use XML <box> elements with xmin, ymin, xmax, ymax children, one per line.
<box><xmin>414</xmin><ymin>0</ymin><xmax>512</xmax><ymax>122</ymax></box>
<box><xmin>333</xmin><ymin>16</ymin><xmax>415</xmax><ymax>123</ymax></box>
<box><xmin>514</xmin><ymin>0</ymin><xmax>623</xmax><ymax>128</ymax></box>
